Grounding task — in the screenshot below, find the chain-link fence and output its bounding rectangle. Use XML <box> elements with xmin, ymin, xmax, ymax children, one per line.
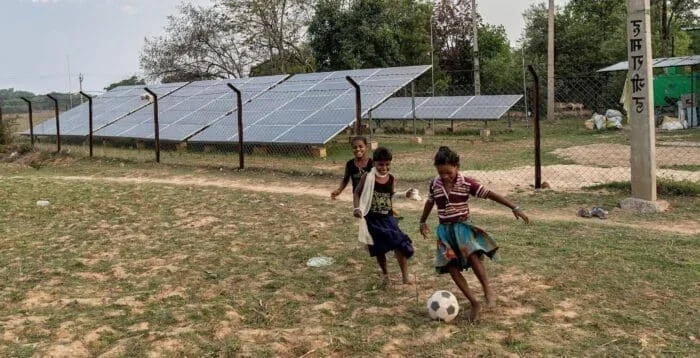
<box><xmin>5</xmin><ymin>69</ymin><xmax>699</xmax><ymax>193</ymax></box>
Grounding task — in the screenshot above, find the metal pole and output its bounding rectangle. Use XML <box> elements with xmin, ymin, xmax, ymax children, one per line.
<box><xmin>521</xmin><ymin>44</ymin><xmax>529</xmax><ymax>126</ymax></box>
<box><xmin>46</xmin><ymin>95</ymin><xmax>61</xmax><ymax>153</ymax></box>
<box><xmin>411</xmin><ymin>82</ymin><xmax>417</xmax><ymax>135</ymax></box>
<box><xmin>20</xmin><ymin>97</ymin><xmax>34</xmax><ymax>147</ymax></box>
<box><xmin>430</xmin><ymin>14</ymin><xmax>435</xmax><ymax>96</ymax></box>
<box><xmin>79</xmin><ymin>91</ymin><xmax>93</xmax><ymax>157</ymax></box>
<box><xmin>528</xmin><ymin>65</ymin><xmax>542</xmax><ymax>189</ymax></box>
<box><xmin>472</xmin><ymin>0</ymin><xmax>481</xmax><ymax>96</ymax></box>
<box><xmin>345</xmin><ymin>76</ymin><xmax>362</xmax><ymax>135</ymax></box>
<box><xmin>227</xmin><ymin>83</ymin><xmax>244</xmax><ymax>169</ymax></box>
<box><xmin>143</xmin><ymin>88</ymin><xmax>160</xmax><ymax>163</ymax></box>
<box><xmin>547</xmin><ymin>0</ymin><xmax>555</xmax><ymax>121</ymax></box>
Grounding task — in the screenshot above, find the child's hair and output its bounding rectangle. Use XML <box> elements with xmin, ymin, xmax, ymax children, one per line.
<box><xmin>349</xmin><ymin>136</ymin><xmax>368</xmax><ymax>145</ymax></box>
<box><xmin>434</xmin><ymin>146</ymin><xmax>460</xmax><ymax>166</ymax></box>
<box><xmin>373</xmin><ymin>146</ymin><xmax>392</xmax><ymax>161</ymax></box>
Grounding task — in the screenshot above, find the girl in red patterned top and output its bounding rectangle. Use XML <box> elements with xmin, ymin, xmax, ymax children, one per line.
<box><xmin>419</xmin><ymin>146</ymin><xmax>529</xmax><ymax>322</ymax></box>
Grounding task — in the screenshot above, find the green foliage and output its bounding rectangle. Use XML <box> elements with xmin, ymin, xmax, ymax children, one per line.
<box><xmin>309</xmin><ymin>0</ymin><xmax>432</xmax><ymax>71</ymax></box>
<box><xmin>103</xmin><ymin>75</ymin><xmax>146</xmax><ymax>91</ymax></box>
<box><xmin>584</xmin><ymin>179</ymin><xmax>700</xmax><ymax>196</ymax></box>
<box><xmin>0</xmin><ymin>88</ymin><xmax>81</xmax><ymax>114</ymax></box>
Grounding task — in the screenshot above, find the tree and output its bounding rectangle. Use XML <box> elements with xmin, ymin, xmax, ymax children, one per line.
<box><xmin>478</xmin><ymin>24</ymin><xmax>521</xmax><ymax>94</ymax></box>
<box><xmin>431</xmin><ymin>0</ymin><xmax>489</xmax><ymax>94</ymax></box>
<box><xmin>140</xmin><ymin>4</ymin><xmax>252</xmax><ymax>81</ymax></box>
<box><xmin>655</xmin><ymin>0</ymin><xmax>700</xmax><ymax>57</ymax></box>
<box><xmin>308</xmin><ymin>0</ymin><xmax>432</xmax><ymax>71</ymax></box>
<box><xmin>104</xmin><ymin>76</ymin><xmax>146</xmax><ymax>91</ymax></box>
<box><xmin>222</xmin><ymin>0</ymin><xmax>315</xmax><ymax>74</ymax></box>
<box><xmin>653</xmin><ymin>0</ymin><xmax>700</xmax><ymax>57</ymax></box>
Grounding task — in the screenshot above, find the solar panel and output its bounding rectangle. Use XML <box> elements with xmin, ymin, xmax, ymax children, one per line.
<box><xmin>189</xmin><ymin>65</ymin><xmax>430</xmax><ymax>144</ymax></box>
<box><xmin>369</xmin><ymin>95</ymin><xmax>523</xmax><ymax>121</ymax></box>
<box><xmin>28</xmin><ymin>83</ymin><xmax>187</xmax><ymax>137</ymax></box>
<box><xmin>94</xmin><ymin>75</ymin><xmax>288</xmax><ymax>141</ymax></box>
<box><xmin>597</xmin><ymin>55</ymin><xmax>700</xmax><ymax>72</ymax></box>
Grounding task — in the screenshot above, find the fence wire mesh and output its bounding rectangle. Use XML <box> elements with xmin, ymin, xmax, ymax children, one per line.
<box><xmin>5</xmin><ymin>71</ymin><xmax>699</xmax><ymax>193</ymax></box>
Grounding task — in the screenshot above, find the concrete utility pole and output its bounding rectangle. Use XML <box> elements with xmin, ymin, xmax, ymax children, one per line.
<box><xmin>547</xmin><ymin>0</ymin><xmax>555</xmax><ymax>121</ymax></box>
<box><xmin>626</xmin><ymin>0</ymin><xmax>657</xmax><ymax>202</ymax></box>
<box><xmin>79</xmin><ymin>73</ymin><xmax>84</xmax><ymax>104</ymax></box>
<box><xmin>471</xmin><ymin>0</ymin><xmax>480</xmax><ymax>96</ymax></box>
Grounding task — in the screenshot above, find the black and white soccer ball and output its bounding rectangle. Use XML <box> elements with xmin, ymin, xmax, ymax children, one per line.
<box><xmin>426</xmin><ymin>290</ymin><xmax>460</xmax><ymax>322</ymax></box>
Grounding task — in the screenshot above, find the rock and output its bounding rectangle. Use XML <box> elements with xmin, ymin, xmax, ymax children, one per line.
<box><xmin>36</xmin><ymin>200</ymin><xmax>51</xmax><ymax>207</ymax></box>
<box><xmin>619</xmin><ymin>198</ymin><xmax>669</xmax><ymax>214</ymax></box>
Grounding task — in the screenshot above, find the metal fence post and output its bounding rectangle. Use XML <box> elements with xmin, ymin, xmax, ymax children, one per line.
<box><xmin>227</xmin><ymin>83</ymin><xmax>244</xmax><ymax>169</ymax></box>
<box><xmin>345</xmin><ymin>76</ymin><xmax>362</xmax><ymax>135</ymax></box>
<box><xmin>143</xmin><ymin>88</ymin><xmax>160</xmax><ymax>163</ymax></box>
<box><xmin>528</xmin><ymin>65</ymin><xmax>542</xmax><ymax>189</ymax></box>
<box><xmin>20</xmin><ymin>97</ymin><xmax>35</xmax><ymax>147</ymax></box>
<box><xmin>46</xmin><ymin>95</ymin><xmax>61</xmax><ymax>153</ymax></box>
<box><xmin>79</xmin><ymin>91</ymin><xmax>93</xmax><ymax>157</ymax></box>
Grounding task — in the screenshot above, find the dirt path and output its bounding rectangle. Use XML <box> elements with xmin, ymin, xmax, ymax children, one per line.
<box><xmin>4</xmin><ymin>174</ymin><xmax>698</xmax><ymax>235</ymax></box>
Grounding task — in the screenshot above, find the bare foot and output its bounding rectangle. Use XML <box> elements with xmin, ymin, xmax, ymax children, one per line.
<box><xmin>484</xmin><ymin>292</ymin><xmax>496</xmax><ymax>309</ymax></box>
<box><xmin>402</xmin><ymin>274</ymin><xmax>410</xmax><ymax>284</ymax></box>
<box><xmin>379</xmin><ymin>274</ymin><xmax>390</xmax><ymax>288</ymax></box>
<box><xmin>467</xmin><ymin>302</ymin><xmax>481</xmax><ymax>322</ymax></box>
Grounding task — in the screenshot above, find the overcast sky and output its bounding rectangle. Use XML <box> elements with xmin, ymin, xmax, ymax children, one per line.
<box><xmin>0</xmin><ymin>0</ymin><xmax>567</xmax><ymax>95</ymax></box>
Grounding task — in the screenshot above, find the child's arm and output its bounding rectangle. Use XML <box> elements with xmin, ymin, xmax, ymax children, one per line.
<box><xmin>331</xmin><ymin>162</ymin><xmax>351</xmax><ymax>199</ymax></box>
<box><xmin>419</xmin><ymin>199</ymin><xmax>434</xmax><ymax>239</ymax></box>
<box><xmin>485</xmin><ymin>191</ymin><xmax>530</xmax><ymax>223</ymax></box>
<box><xmin>352</xmin><ymin>173</ymin><xmax>367</xmax><ymax>218</ymax></box>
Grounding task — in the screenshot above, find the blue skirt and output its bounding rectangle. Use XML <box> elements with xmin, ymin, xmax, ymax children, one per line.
<box><xmin>365</xmin><ymin>214</ymin><xmax>414</xmax><ymax>258</ymax></box>
<box><xmin>434</xmin><ymin>221</ymin><xmax>498</xmax><ymax>274</ymax></box>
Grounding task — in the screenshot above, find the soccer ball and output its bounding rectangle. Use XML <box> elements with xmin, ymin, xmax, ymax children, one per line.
<box><xmin>426</xmin><ymin>290</ymin><xmax>460</xmax><ymax>322</ymax></box>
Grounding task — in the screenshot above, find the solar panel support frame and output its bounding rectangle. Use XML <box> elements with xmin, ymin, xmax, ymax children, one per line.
<box><xmin>227</xmin><ymin>83</ymin><xmax>244</xmax><ymax>169</ymax></box>
<box><xmin>46</xmin><ymin>94</ymin><xmax>61</xmax><ymax>152</ymax></box>
<box><xmin>79</xmin><ymin>91</ymin><xmax>94</xmax><ymax>157</ymax></box>
<box><xmin>345</xmin><ymin>76</ymin><xmax>362</xmax><ymax>135</ymax></box>
<box><xmin>20</xmin><ymin>97</ymin><xmax>35</xmax><ymax>147</ymax></box>
<box><xmin>143</xmin><ymin>87</ymin><xmax>160</xmax><ymax>163</ymax></box>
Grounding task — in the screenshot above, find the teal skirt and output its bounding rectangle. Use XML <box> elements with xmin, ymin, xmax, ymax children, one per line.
<box><xmin>434</xmin><ymin>221</ymin><xmax>499</xmax><ymax>274</ymax></box>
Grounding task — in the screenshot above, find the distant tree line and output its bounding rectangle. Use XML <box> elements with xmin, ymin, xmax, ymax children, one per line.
<box><xmin>0</xmin><ymin>76</ymin><xmax>147</xmax><ymax>114</ymax></box>
<box><xmin>138</xmin><ymin>0</ymin><xmax>698</xmax><ymax>98</ymax></box>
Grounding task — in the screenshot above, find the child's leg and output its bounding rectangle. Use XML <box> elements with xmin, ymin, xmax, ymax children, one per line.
<box><xmin>394</xmin><ymin>251</ymin><xmax>410</xmax><ymax>284</ymax></box>
<box><xmin>376</xmin><ymin>254</ymin><xmax>389</xmax><ymax>283</ymax></box>
<box><xmin>447</xmin><ymin>264</ymin><xmax>481</xmax><ymax>322</ymax></box>
<box><xmin>467</xmin><ymin>253</ymin><xmax>494</xmax><ymax>307</ymax></box>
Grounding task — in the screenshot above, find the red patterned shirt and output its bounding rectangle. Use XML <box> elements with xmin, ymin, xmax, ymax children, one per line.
<box><xmin>427</xmin><ymin>174</ymin><xmax>490</xmax><ymax>223</ymax></box>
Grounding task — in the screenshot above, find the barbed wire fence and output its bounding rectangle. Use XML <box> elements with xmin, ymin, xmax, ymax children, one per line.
<box><xmin>5</xmin><ymin>69</ymin><xmax>699</xmax><ymax>192</ymax></box>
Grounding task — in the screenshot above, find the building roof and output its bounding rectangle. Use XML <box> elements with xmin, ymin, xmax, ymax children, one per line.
<box><xmin>597</xmin><ymin>55</ymin><xmax>700</xmax><ymax>72</ymax></box>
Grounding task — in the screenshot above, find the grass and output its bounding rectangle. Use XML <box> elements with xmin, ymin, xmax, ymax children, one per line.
<box><xmin>1</xmin><ymin>160</ymin><xmax>698</xmax><ymax>356</ymax></box>
<box><xmin>7</xmin><ymin>117</ymin><xmax>698</xmax><ymax>192</ymax></box>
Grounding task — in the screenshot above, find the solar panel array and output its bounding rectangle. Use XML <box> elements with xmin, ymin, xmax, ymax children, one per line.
<box><xmin>189</xmin><ymin>66</ymin><xmax>431</xmax><ymax>144</ymax></box>
<box><xmin>29</xmin><ymin>83</ymin><xmax>187</xmax><ymax>136</ymax></box>
<box><xmin>28</xmin><ymin>65</ymin><xmax>430</xmax><ymax>145</ymax></box>
<box><xmin>94</xmin><ymin>75</ymin><xmax>288</xmax><ymax>142</ymax></box>
<box><xmin>369</xmin><ymin>95</ymin><xmax>523</xmax><ymax>121</ymax></box>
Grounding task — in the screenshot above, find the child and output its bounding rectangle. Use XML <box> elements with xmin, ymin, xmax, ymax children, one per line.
<box><xmin>419</xmin><ymin>146</ymin><xmax>529</xmax><ymax>321</ymax></box>
<box><xmin>353</xmin><ymin>147</ymin><xmax>414</xmax><ymax>285</ymax></box>
<box><xmin>331</xmin><ymin>136</ymin><xmax>373</xmax><ymax>200</ymax></box>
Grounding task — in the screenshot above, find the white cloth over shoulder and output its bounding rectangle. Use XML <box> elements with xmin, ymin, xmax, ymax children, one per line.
<box><xmin>357</xmin><ymin>168</ymin><xmax>375</xmax><ymax>245</ymax></box>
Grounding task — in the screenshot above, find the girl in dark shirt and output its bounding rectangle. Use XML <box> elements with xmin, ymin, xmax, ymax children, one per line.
<box><xmin>353</xmin><ymin>147</ymin><xmax>414</xmax><ymax>285</ymax></box>
<box><xmin>331</xmin><ymin>136</ymin><xmax>373</xmax><ymax>199</ymax></box>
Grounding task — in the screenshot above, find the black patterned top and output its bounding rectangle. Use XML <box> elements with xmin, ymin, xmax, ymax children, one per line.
<box><xmin>369</xmin><ymin>175</ymin><xmax>394</xmax><ymax>216</ymax></box>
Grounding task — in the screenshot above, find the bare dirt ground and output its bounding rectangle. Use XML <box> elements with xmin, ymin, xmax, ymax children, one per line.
<box><xmin>552</xmin><ymin>143</ymin><xmax>700</xmax><ymax>167</ymax></box>
<box><xmin>5</xmin><ymin>173</ymin><xmax>697</xmax><ymax>235</ymax></box>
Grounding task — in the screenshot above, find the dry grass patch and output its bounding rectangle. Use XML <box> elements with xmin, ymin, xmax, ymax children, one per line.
<box><xmin>1</xmin><ymin>172</ymin><xmax>697</xmax><ymax>357</ymax></box>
